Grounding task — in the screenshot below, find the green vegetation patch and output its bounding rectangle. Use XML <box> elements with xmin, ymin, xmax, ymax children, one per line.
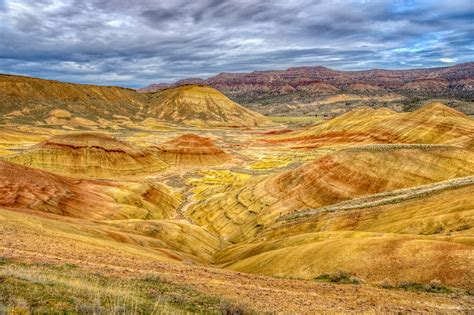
<box><xmin>313</xmin><ymin>271</ymin><xmax>363</xmax><ymax>285</ymax></box>
<box><xmin>382</xmin><ymin>280</ymin><xmax>453</xmax><ymax>294</ymax></box>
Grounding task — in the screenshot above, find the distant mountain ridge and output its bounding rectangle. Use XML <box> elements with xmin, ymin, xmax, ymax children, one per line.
<box><xmin>138</xmin><ymin>63</ymin><xmax>474</xmax><ymax>113</ymax></box>
<box><xmin>139</xmin><ymin>62</ymin><xmax>474</xmax><ymax>96</ymax></box>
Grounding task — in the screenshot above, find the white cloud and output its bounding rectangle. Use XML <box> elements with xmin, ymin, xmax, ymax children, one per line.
<box><xmin>0</xmin><ymin>0</ymin><xmax>472</xmax><ymax>87</ymax></box>
<box><xmin>440</xmin><ymin>58</ymin><xmax>456</xmax><ymax>63</ymax></box>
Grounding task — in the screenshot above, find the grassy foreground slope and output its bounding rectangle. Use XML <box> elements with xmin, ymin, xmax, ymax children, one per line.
<box><xmin>1</xmin><ymin>207</ymin><xmax>472</xmax><ymax>313</ymax></box>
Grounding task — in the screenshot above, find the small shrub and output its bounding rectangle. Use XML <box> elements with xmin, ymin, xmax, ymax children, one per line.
<box><xmin>397</xmin><ymin>280</ymin><xmax>452</xmax><ymax>294</ymax></box>
<box><xmin>75</xmin><ymin>302</ymin><xmax>106</xmax><ymax>314</ymax></box>
<box><xmin>219</xmin><ymin>299</ymin><xmax>251</xmax><ymax>315</ymax></box>
<box><xmin>379</xmin><ymin>278</ymin><xmax>393</xmax><ymax>289</ymax></box>
<box><xmin>402</xmin><ymin>97</ymin><xmax>422</xmax><ymax>112</ymax></box>
<box><xmin>455</xmin><ymin>224</ymin><xmax>471</xmax><ymax>231</ymax></box>
<box><xmin>314</xmin><ymin>271</ymin><xmax>363</xmax><ymax>285</ymax></box>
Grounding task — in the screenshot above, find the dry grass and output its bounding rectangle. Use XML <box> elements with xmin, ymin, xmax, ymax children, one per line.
<box><xmin>0</xmin><ymin>258</ymin><xmax>249</xmax><ymax>314</ymax></box>
<box><xmin>1</xmin><ymin>207</ymin><xmax>472</xmax><ymax>313</ymax></box>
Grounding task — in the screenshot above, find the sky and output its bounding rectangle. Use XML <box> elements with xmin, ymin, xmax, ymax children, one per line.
<box><xmin>0</xmin><ymin>0</ymin><xmax>473</xmax><ymax>88</ymax></box>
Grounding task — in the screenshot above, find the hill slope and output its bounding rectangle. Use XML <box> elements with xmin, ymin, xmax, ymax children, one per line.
<box><xmin>215</xmin><ymin>177</ymin><xmax>474</xmax><ymax>287</ymax></box>
<box><xmin>0</xmin><ymin>160</ymin><xmax>178</xmax><ymax>220</ymax></box>
<box><xmin>2</xmin><ymin>206</ymin><xmax>470</xmax><ymax>313</ymax></box>
<box><xmin>0</xmin><ymin>74</ymin><xmax>272</xmax><ymax>127</ymax></box>
<box><xmin>0</xmin><ymin>74</ymin><xmax>147</xmax><ymax>124</ymax></box>
<box><xmin>266</xmin><ymin>102</ymin><xmax>474</xmax><ymax>149</ymax></box>
<box><xmin>152</xmin><ymin>134</ymin><xmax>231</xmax><ymax>165</ymax></box>
<box><xmin>5</xmin><ymin>132</ymin><xmax>168</xmax><ymax>178</ymax></box>
<box><xmin>189</xmin><ymin>146</ymin><xmax>474</xmax><ymax>242</ymax></box>
<box><xmin>145</xmin><ymin>85</ymin><xmax>272</xmax><ymax>127</ymax></box>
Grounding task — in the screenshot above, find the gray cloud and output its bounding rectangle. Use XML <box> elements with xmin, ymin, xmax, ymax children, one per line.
<box><xmin>0</xmin><ymin>0</ymin><xmax>472</xmax><ymax>87</ymax></box>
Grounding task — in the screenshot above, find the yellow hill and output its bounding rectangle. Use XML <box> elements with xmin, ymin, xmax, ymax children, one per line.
<box><xmin>267</xmin><ymin>102</ymin><xmax>474</xmax><ymax>148</ymax></box>
<box><xmin>2</xmin><ymin>206</ymin><xmax>470</xmax><ymax>313</ymax></box>
<box><xmin>215</xmin><ymin>177</ymin><xmax>474</xmax><ymax>288</ymax></box>
<box><xmin>1</xmin><ymin>76</ymin><xmax>274</xmax><ymax>128</ymax></box>
<box><xmin>0</xmin><ymin>74</ymin><xmax>147</xmax><ymax>124</ymax></box>
<box><xmin>5</xmin><ymin>132</ymin><xmax>168</xmax><ymax>178</ymax></box>
<box><xmin>185</xmin><ymin>103</ymin><xmax>474</xmax><ymax>289</ymax></box>
<box><xmin>189</xmin><ymin>146</ymin><xmax>474</xmax><ymax>242</ymax></box>
<box><xmin>0</xmin><ymin>160</ymin><xmax>179</xmax><ymax>220</ymax></box>
<box><xmin>146</xmin><ymin>85</ymin><xmax>272</xmax><ymax>127</ymax></box>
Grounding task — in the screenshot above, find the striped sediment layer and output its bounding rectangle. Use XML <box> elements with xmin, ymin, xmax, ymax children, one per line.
<box><xmin>0</xmin><ymin>160</ymin><xmax>179</xmax><ymax>220</ymax></box>
<box><xmin>188</xmin><ymin>146</ymin><xmax>474</xmax><ymax>242</ymax></box>
<box><xmin>153</xmin><ymin>134</ymin><xmax>231</xmax><ymax>166</ymax></box>
<box><xmin>5</xmin><ymin>132</ymin><xmax>168</xmax><ymax>178</ymax></box>
<box><xmin>214</xmin><ymin>177</ymin><xmax>474</xmax><ymax>288</ymax></box>
<box><xmin>266</xmin><ymin>103</ymin><xmax>474</xmax><ymax>149</ymax></box>
<box><xmin>146</xmin><ymin>85</ymin><xmax>272</xmax><ymax>127</ymax></box>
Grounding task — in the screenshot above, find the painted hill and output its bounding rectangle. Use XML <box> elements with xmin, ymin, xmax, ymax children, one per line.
<box><xmin>0</xmin><ymin>74</ymin><xmax>147</xmax><ymax>124</ymax></box>
<box><xmin>215</xmin><ymin>176</ymin><xmax>474</xmax><ymax>288</ymax></box>
<box><xmin>5</xmin><ymin>132</ymin><xmax>167</xmax><ymax>178</ymax></box>
<box><xmin>0</xmin><ymin>160</ymin><xmax>227</xmax><ymax>265</ymax></box>
<box><xmin>145</xmin><ymin>85</ymin><xmax>272</xmax><ymax>127</ymax></box>
<box><xmin>0</xmin><ymin>160</ymin><xmax>179</xmax><ymax>220</ymax></box>
<box><xmin>1</xmin><ymin>96</ymin><xmax>473</xmax><ymax>311</ymax></box>
<box><xmin>189</xmin><ymin>145</ymin><xmax>474</xmax><ymax>242</ymax></box>
<box><xmin>184</xmin><ymin>103</ymin><xmax>474</xmax><ymax>288</ymax></box>
<box><xmin>153</xmin><ymin>134</ymin><xmax>231</xmax><ymax>165</ymax></box>
<box><xmin>0</xmin><ymin>74</ymin><xmax>273</xmax><ymax>127</ymax></box>
<box><xmin>266</xmin><ymin>102</ymin><xmax>474</xmax><ymax>149</ymax></box>
<box><xmin>2</xmin><ymin>205</ymin><xmax>468</xmax><ymax>313</ymax></box>
<box><xmin>190</xmin><ymin>104</ymin><xmax>474</xmax><ymax>241</ymax></box>
<box><xmin>189</xmin><ymin>147</ymin><xmax>474</xmax><ymax>288</ymax></box>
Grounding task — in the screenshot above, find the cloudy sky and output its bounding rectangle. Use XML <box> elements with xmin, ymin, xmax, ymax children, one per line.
<box><xmin>0</xmin><ymin>0</ymin><xmax>473</xmax><ymax>87</ymax></box>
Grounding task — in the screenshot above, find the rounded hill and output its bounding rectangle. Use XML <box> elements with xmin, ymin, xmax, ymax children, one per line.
<box><xmin>153</xmin><ymin>134</ymin><xmax>231</xmax><ymax>165</ymax></box>
<box><xmin>6</xmin><ymin>132</ymin><xmax>167</xmax><ymax>178</ymax></box>
<box><xmin>145</xmin><ymin>85</ymin><xmax>272</xmax><ymax>127</ymax></box>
